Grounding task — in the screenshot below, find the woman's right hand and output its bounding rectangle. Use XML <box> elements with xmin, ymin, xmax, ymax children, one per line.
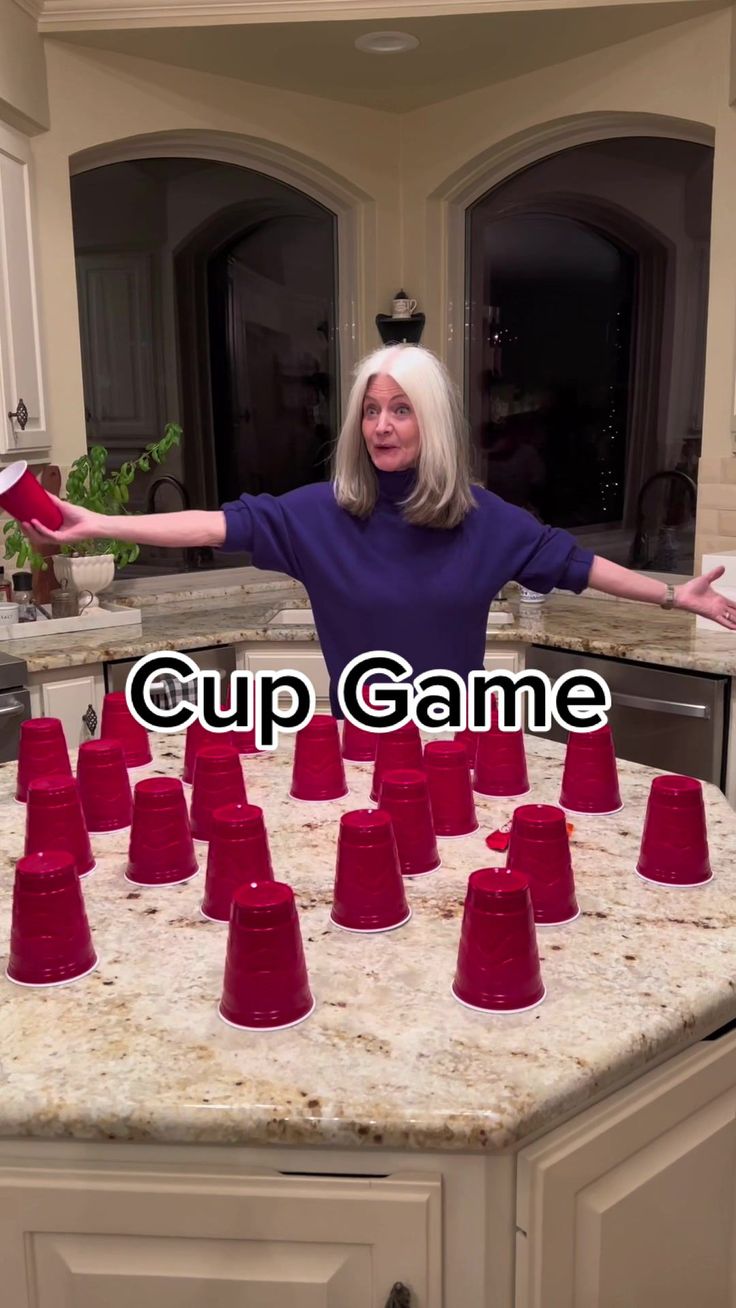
<box><xmin>22</xmin><ymin>496</ymin><xmax>104</xmax><ymax>549</ymax></box>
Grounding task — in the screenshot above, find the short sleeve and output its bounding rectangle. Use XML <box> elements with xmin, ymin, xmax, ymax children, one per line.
<box><xmin>219</xmin><ymin>492</ymin><xmax>304</xmax><ymax>582</ymax></box>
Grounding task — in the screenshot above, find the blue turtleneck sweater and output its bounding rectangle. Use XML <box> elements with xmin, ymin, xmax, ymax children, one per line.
<box><xmin>221</xmin><ymin>471</ymin><xmax>593</xmax><ymax>715</ymax></box>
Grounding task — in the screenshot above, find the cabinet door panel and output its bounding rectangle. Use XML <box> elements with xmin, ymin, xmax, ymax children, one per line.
<box><xmin>246</xmin><ymin>649</ymin><xmax>331</xmax><ymax>700</ymax></box>
<box><xmin>40</xmin><ymin>673</ymin><xmax>103</xmax><ymax>748</ymax></box>
<box><xmin>0</xmin><ymin>125</ymin><xmax>47</xmax><ymax>454</ymax></box>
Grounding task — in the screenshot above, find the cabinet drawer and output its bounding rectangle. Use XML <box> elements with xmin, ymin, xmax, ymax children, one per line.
<box><xmin>0</xmin><ymin>1162</ymin><xmax>442</xmax><ymax>1308</ymax></box>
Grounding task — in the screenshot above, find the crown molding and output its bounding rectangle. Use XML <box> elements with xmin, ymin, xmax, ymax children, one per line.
<box><xmin>33</xmin><ymin>0</ymin><xmax>710</xmax><ymax>34</ymax></box>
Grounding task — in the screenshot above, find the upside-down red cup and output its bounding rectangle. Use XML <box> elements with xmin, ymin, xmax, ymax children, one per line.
<box><xmin>7</xmin><ymin>850</ymin><xmax>97</xmax><ymax>987</ymax></box>
<box><xmin>76</xmin><ymin>739</ymin><xmax>133</xmax><ymax>832</ymax></box>
<box><xmin>378</xmin><ymin>769</ymin><xmax>440</xmax><ymax>876</ymax></box>
<box><xmin>218</xmin><ymin>880</ymin><xmax>315</xmax><ymax>1030</ymax></box>
<box><xmin>424</xmin><ymin>740</ymin><xmax>479</xmax><ymax>837</ymax></box>
<box><xmin>223</xmin><ymin>694</ymin><xmax>264</xmax><ymax>757</ymax></box>
<box><xmin>24</xmin><ymin>775</ymin><xmax>95</xmax><ymax>877</ymax></box>
<box><xmin>331</xmin><ymin>808</ymin><xmax>411</xmax><ymax>932</ymax></box>
<box><xmin>290</xmin><ymin>714</ymin><xmax>348</xmax><ymax>801</ymax></box>
<box><xmin>507</xmin><ymin>804</ymin><xmax>579</xmax><ymax>924</ymax></box>
<box><xmin>201</xmin><ymin>802</ymin><xmax>274</xmax><ymax>922</ymax></box>
<box><xmin>190</xmin><ymin>744</ymin><xmax>247</xmax><ymax>842</ymax></box>
<box><xmin>473</xmin><ymin>723</ymin><xmax>530</xmax><ymax>799</ymax></box>
<box><xmin>454</xmin><ymin>727</ymin><xmax>480</xmax><ymax>769</ymax></box>
<box><xmin>100</xmin><ymin>692</ymin><xmax>152</xmax><ymax>768</ymax></box>
<box><xmin>559</xmin><ymin>724</ymin><xmax>622</xmax><ymax>815</ymax></box>
<box><xmin>126</xmin><ymin>777</ymin><xmax>198</xmax><ymax>885</ymax></box>
<box><xmin>341</xmin><ymin>685</ymin><xmax>379</xmax><ymax>763</ymax></box>
<box><xmin>370</xmin><ymin>722</ymin><xmax>424</xmax><ymax>802</ymax></box>
<box><xmin>0</xmin><ymin>461</ymin><xmax>64</xmax><ymax>530</ymax></box>
<box><xmin>16</xmin><ymin>717</ymin><xmax>72</xmax><ymax>803</ymax></box>
<box><xmin>452</xmin><ymin>867</ymin><xmax>545</xmax><ymax>1012</ymax></box>
<box><xmin>182</xmin><ymin>717</ymin><xmax>220</xmax><ymax>785</ymax></box>
<box><xmin>636</xmin><ymin>774</ymin><xmax>712</xmax><ymax>887</ymax></box>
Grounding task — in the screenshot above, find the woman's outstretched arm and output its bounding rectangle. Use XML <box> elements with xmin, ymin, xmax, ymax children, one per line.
<box><xmin>23</xmin><ymin>495</ymin><xmax>226</xmax><ymax>550</ymax></box>
<box><xmin>588</xmin><ymin>555</ymin><xmax>736</xmax><ymax>630</ymax></box>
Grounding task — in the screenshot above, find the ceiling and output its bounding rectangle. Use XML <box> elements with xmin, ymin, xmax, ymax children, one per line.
<box><xmin>53</xmin><ymin>1</ymin><xmax>725</xmax><ymax>112</ymax></box>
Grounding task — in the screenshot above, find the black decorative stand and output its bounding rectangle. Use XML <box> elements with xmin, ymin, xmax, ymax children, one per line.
<box><xmin>376</xmin><ymin>313</ymin><xmax>425</xmax><ymax>345</ymax></box>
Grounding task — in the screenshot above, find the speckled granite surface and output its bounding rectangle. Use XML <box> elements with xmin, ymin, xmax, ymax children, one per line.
<box><xmin>7</xmin><ymin>584</ymin><xmax>736</xmax><ymax>677</ymax></box>
<box><xmin>0</xmin><ymin>733</ymin><xmax>735</xmax><ymax>1154</ymax></box>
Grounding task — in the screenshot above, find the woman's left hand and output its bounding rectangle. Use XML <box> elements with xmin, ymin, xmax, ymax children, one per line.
<box><xmin>674</xmin><ymin>566</ymin><xmax>736</xmax><ymax>629</ymax></box>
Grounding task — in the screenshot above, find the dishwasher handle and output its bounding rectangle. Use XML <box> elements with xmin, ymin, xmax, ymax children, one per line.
<box><xmin>0</xmin><ymin>699</ymin><xmax>27</xmax><ymax>716</ymax></box>
<box><xmin>610</xmin><ymin>691</ymin><xmax>710</xmax><ymax>719</ymax></box>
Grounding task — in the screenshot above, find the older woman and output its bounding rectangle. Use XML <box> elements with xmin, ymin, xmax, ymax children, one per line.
<box><xmin>24</xmin><ymin>345</ymin><xmax>735</xmax><ymax>714</ymax></box>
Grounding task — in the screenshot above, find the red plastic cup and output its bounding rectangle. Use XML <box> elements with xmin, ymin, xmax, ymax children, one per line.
<box><xmin>424</xmin><ymin>740</ymin><xmax>479</xmax><ymax>837</ymax></box>
<box><xmin>341</xmin><ymin>684</ymin><xmax>379</xmax><ymax>763</ymax></box>
<box><xmin>76</xmin><ymin>738</ymin><xmax>133</xmax><ymax>832</ymax></box>
<box><xmin>182</xmin><ymin>717</ymin><xmax>220</xmax><ymax>785</ymax></box>
<box><xmin>100</xmin><ymin>692</ymin><xmax>152</xmax><ymax>768</ymax></box>
<box><xmin>24</xmin><ymin>775</ymin><xmax>95</xmax><ymax>877</ymax></box>
<box><xmin>454</xmin><ymin>727</ymin><xmax>480</xmax><ymax>769</ymax></box>
<box><xmin>559</xmin><ymin>724</ymin><xmax>622</xmax><ymax>815</ymax></box>
<box><xmin>452</xmin><ymin>867</ymin><xmax>545</xmax><ymax>1012</ymax></box>
<box><xmin>0</xmin><ymin>461</ymin><xmax>64</xmax><ymax>530</ymax></box>
<box><xmin>126</xmin><ymin>777</ymin><xmax>198</xmax><ymax>886</ymax></box>
<box><xmin>218</xmin><ymin>880</ymin><xmax>315</xmax><ymax>1030</ymax></box>
<box><xmin>636</xmin><ymin>774</ymin><xmax>712</xmax><ymax>887</ymax></box>
<box><xmin>473</xmin><ymin>723</ymin><xmax>530</xmax><ymax>799</ymax></box>
<box><xmin>201</xmin><ymin>802</ymin><xmax>274</xmax><ymax>922</ymax></box>
<box><xmin>507</xmin><ymin>804</ymin><xmax>579</xmax><ymax>925</ymax></box>
<box><xmin>378</xmin><ymin>769</ymin><xmax>440</xmax><ymax>876</ymax></box>
<box><xmin>16</xmin><ymin>717</ymin><xmax>72</xmax><ymax>803</ymax></box>
<box><xmin>190</xmin><ymin>744</ymin><xmax>247</xmax><ymax>842</ymax></box>
<box><xmin>223</xmin><ymin>693</ymin><xmax>264</xmax><ymax>757</ymax></box>
<box><xmin>331</xmin><ymin>808</ymin><xmax>411</xmax><ymax>932</ymax></box>
<box><xmin>7</xmin><ymin>850</ymin><xmax>97</xmax><ymax>987</ymax></box>
<box><xmin>370</xmin><ymin>722</ymin><xmax>424</xmax><ymax>802</ymax></box>
<box><xmin>290</xmin><ymin>714</ymin><xmax>348</xmax><ymax>801</ymax></box>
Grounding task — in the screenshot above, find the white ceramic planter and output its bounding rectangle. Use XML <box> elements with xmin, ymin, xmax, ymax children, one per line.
<box><xmin>53</xmin><ymin>555</ymin><xmax>115</xmax><ymax>609</ymax></box>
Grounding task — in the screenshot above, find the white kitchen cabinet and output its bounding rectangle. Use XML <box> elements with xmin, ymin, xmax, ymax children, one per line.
<box><xmin>29</xmin><ymin>664</ymin><xmax>104</xmax><ymax>748</ymax></box>
<box><xmin>0</xmin><ymin>1159</ymin><xmax>442</xmax><ymax>1308</ymax></box>
<box><xmin>0</xmin><ymin>123</ymin><xmax>48</xmax><ymax>456</ymax></box>
<box><xmin>483</xmin><ymin>644</ymin><xmax>524</xmax><ymax>674</ymax></box>
<box><xmin>242</xmin><ymin>644</ymin><xmax>332</xmax><ymax>712</ymax></box>
<box><xmin>516</xmin><ymin>1029</ymin><xmax>736</xmax><ymax>1308</ymax></box>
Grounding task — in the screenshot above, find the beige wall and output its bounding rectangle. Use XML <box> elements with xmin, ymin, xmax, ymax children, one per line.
<box><xmin>0</xmin><ymin>0</ymin><xmax>48</xmax><ymax>133</ymax></box>
<box><xmin>22</xmin><ymin>9</ymin><xmax>736</xmax><ymax>565</ymax></box>
<box><xmin>31</xmin><ymin>39</ymin><xmax>401</xmax><ymax>469</ymax></box>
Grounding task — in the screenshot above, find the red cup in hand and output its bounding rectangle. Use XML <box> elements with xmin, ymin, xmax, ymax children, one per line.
<box><xmin>218</xmin><ymin>880</ymin><xmax>315</xmax><ymax>1030</ymax></box>
<box><xmin>16</xmin><ymin>717</ymin><xmax>72</xmax><ymax>803</ymax></box>
<box><xmin>100</xmin><ymin>692</ymin><xmax>152</xmax><ymax>768</ymax></box>
<box><xmin>0</xmin><ymin>462</ymin><xmax>63</xmax><ymax>530</ymax></box>
<box><xmin>77</xmin><ymin>739</ymin><xmax>133</xmax><ymax>832</ymax></box>
<box><xmin>201</xmin><ymin>802</ymin><xmax>274</xmax><ymax>922</ymax></box>
<box><xmin>452</xmin><ymin>867</ymin><xmax>545</xmax><ymax>1013</ymax></box>
<box><xmin>637</xmin><ymin>774</ymin><xmax>712</xmax><ymax>887</ymax></box>
<box><xmin>331</xmin><ymin>808</ymin><xmax>410</xmax><ymax>932</ymax></box>
<box><xmin>126</xmin><ymin>777</ymin><xmax>198</xmax><ymax>886</ymax></box>
<box><xmin>290</xmin><ymin>714</ymin><xmax>348</xmax><ymax>801</ymax></box>
<box><xmin>24</xmin><ymin>775</ymin><xmax>95</xmax><ymax>877</ymax></box>
<box><xmin>507</xmin><ymin>803</ymin><xmax>579</xmax><ymax>925</ymax></box>
<box><xmin>7</xmin><ymin>850</ymin><xmax>97</xmax><ymax>987</ymax></box>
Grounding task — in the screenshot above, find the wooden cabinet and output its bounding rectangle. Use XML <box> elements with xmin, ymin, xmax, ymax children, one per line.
<box><xmin>0</xmin><ymin>123</ymin><xmax>48</xmax><ymax>457</ymax></box>
<box><xmin>29</xmin><ymin>664</ymin><xmax>104</xmax><ymax>748</ymax></box>
<box><xmin>516</xmin><ymin>1030</ymin><xmax>736</xmax><ymax>1308</ymax></box>
<box><xmin>0</xmin><ymin>1158</ymin><xmax>442</xmax><ymax>1308</ymax></box>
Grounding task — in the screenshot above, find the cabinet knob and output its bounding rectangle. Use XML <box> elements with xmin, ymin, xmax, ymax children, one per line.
<box><xmin>83</xmin><ymin>704</ymin><xmax>98</xmax><ymax>736</ymax></box>
<box><xmin>8</xmin><ymin>398</ymin><xmax>28</xmax><ymax>431</ymax></box>
<box><xmin>385</xmin><ymin>1285</ymin><xmax>412</xmax><ymax>1308</ymax></box>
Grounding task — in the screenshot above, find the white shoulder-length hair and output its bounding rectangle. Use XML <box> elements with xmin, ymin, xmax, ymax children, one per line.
<box><xmin>332</xmin><ymin>344</ymin><xmax>478</xmax><ymax>529</ymax></box>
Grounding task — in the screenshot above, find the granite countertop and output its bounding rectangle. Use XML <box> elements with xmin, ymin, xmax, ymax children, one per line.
<box><xmin>0</xmin><ymin>733</ymin><xmax>734</xmax><ymax>1154</ymax></box>
<box><xmin>7</xmin><ymin>577</ymin><xmax>736</xmax><ymax>677</ymax></box>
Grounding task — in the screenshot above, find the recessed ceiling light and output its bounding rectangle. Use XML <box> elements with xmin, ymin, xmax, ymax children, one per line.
<box><xmin>354</xmin><ymin>31</ymin><xmax>420</xmax><ymax>55</ymax></box>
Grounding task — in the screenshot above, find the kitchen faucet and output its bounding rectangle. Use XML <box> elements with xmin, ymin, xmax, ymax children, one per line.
<box><xmin>145</xmin><ymin>476</ymin><xmax>214</xmax><ymax>570</ymax></box>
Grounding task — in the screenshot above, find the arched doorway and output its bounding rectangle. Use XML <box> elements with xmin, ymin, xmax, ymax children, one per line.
<box><xmin>464</xmin><ymin>135</ymin><xmax>713</xmax><ymax>571</ymax></box>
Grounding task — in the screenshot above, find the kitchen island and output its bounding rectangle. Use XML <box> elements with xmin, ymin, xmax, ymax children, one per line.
<box><xmin>1</xmin><ymin>733</ymin><xmax>736</xmax><ymax>1306</ymax></box>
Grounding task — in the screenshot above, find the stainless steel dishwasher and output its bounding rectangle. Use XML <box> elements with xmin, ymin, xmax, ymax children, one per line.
<box><xmin>0</xmin><ymin>651</ymin><xmax>30</xmax><ymax>761</ymax></box>
<box><xmin>524</xmin><ymin>646</ymin><xmax>728</xmax><ymax>788</ymax></box>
